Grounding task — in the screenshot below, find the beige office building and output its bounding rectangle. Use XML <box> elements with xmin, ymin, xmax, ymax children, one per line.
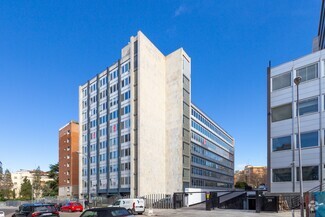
<box><xmin>79</xmin><ymin>31</ymin><xmax>234</xmax><ymax>199</ymax></box>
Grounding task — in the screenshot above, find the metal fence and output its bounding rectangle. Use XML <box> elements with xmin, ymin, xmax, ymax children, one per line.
<box><xmin>2</xmin><ymin>193</ymin><xmax>178</xmax><ymax>210</ymax></box>
<box><xmin>142</xmin><ymin>194</ymin><xmax>173</xmax><ymax>209</ymax></box>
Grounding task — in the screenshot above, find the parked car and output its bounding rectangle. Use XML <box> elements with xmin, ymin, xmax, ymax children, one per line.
<box><xmin>60</xmin><ymin>202</ymin><xmax>83</xmax><ymax>212</ymax></box>
<box><xmin>258</xmin><ymin>184</ymin><xmax>267</xmax><ymax>190</ymax></box>
<box><xmin>80</xmin><ymin>207</ymin><xmax>134</xmax><ymax>217</ymax></box>
<box><xmin>110</xmin><ymin>198</ymin><xmax>145</xmax><ymax>215</ymax></box>
<box><xmin>12</xmin><ymin>203</ymin><xmax>59</xmax><ymax>217</ymax></box>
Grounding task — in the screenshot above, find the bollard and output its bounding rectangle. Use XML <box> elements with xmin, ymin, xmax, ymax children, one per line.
<box><xmin>206</xmin><ymin>192</ymin><xmax>211</xmax><ymax>211</ymax></box>
<box><xmin>255</xmin><ymin>190</ymin><xmax>262</xmax><ymax>213</ymax></box>
<box><xmin>147</xmin><ymin>208</ymin><xmax>154</xmax><ymax>216</ymax></box>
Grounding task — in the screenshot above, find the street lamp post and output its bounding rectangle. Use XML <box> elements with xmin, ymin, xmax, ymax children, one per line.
<box><xmin>294</xmin><ymin>76</ymin><xmax>304</xmax><ymax>217</ymax></box>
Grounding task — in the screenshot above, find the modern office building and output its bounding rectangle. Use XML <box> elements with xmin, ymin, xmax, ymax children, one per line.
<box><xmin>58</xmin><ymin>121</ymin><xmax>80</xmax><ymax>198</ymax></box>
<box><xmin>190</xmin><ymin>105</ymin><xmax>234</xmax><ymax>189</ymax></box>
<box><xmin>267</xmin><ymin>49</ymin><xmax>325</xmax><ymax>193</ymax></box>
<box><xmin>79</xmin><ymin>31</ymin><xmax>235</xmax><ymax>199</ymax></box>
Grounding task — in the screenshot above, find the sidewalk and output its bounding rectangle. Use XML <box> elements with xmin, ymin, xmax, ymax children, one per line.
<box><xmin>144</xmin><ymin>207</ymin><xmax>297</xmax><ymax>217</ymax></box>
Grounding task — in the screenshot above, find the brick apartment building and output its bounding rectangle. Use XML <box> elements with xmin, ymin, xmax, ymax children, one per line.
<box><xmin>59</xmin><ymin>121</ymin><xmax>79</xmax><ymax>198</ymax></box>
<box><xmin>235</xmin><ymin>165</ymin><xmax>267</xmax><ymax>188</ymax></box>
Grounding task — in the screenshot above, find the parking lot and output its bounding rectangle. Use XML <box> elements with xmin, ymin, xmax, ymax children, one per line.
<box><xmin>1</xmin><ymin>204</ymin><xmax>301</xmax><ymax>217</ymax></box>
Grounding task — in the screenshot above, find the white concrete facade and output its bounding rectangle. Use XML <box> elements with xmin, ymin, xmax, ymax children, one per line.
<box><xmin>79</xmin><ymin>31</ymin><xmax>234</xmax><ymax>199</ymax></box>
<box><xmin>268</xmin><ymin>49</ymin><xmax>325</xmax><ymax>193</ymax></box>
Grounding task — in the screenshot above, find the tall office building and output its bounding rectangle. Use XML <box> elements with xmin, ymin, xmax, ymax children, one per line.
<box><xmin>313</xmin><ymin>0</ymin><xmax>325</xmax><ymax>52</ymax></box>
<box><xmin>267</xmin><ymin>50</ymin><xmax>325</xmax><ymax>193</ymax></box>
<box><xmin>79</xmin><ymin>31</ymin><xmax>234</xmax><ymax>198</ymax></box>
<box><xmin>59</xmin><ymin>121</ymin><xmax>79</xmax><ymax>198</ymax></box>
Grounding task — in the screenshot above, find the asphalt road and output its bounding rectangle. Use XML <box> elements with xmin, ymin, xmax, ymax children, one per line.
<box><xmin>0</xmin><ymin>208</ymin><xmax>16</xmax><ymax>217</ymax></box>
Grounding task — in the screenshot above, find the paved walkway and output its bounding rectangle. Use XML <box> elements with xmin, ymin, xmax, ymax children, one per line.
<box><xmin>145</xmin><ymin>208</ymin><xmax>297</xmax><ymax>217</ymax></box>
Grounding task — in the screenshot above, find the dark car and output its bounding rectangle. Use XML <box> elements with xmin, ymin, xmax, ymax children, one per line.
<box><xmin>80</xmin><ymin>207</ymin><xmax>134</xmax><ymax>217</ymax></box>
<box><xmin>12</xmin><ymin>203</ymin><xmax>59</xmax><ymax>217</ymax></box>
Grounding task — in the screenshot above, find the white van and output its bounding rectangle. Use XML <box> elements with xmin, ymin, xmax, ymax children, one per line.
<box><xmin>111</xmin><ymin>198</ymin><xmax>145</xmax><ymax>215</ymax></box>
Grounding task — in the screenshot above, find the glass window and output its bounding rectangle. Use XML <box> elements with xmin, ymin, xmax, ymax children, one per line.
<box><xmin>273</xmin><ymin>168</ymin><xmax>291</xmax><ymax>182</ymax></box>
<box><xmin>298</xmin><ymin>97</ymin><xmax>318</xmax><ymax>115</ymax></box>
<box><xmin>296</xmin><ymin>63</ymin><xmax>318</xmax><ymax>82</ymax></box>
<box><xmin>296</xmin><ymin>166</ymin><xmax>319</xmax><ymax>181</ymax></box>
<box><xmin>297</xmin><ymin>131</ymin><xmax>319</xmax><ymax>148</ymax></box>
<box><xmin>272</xmin><ymin>72</ymin><xmax>291</xmax><ymax>91</ymax></box>
<box><xmin>272</xmin><ymin>136</ymin><xmax>291</xmax><ymax>151</ymax></box>
<box><xmin>272</xmin><ymin>103</ymin><xmax>292</xmax><ymax>122</ymax></box>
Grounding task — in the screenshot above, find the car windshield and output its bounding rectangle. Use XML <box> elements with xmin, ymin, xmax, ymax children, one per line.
<box><xmin>110</xmin><ymin>209</ymin><xmax>130</xmax><ymax>216</ymax></box>
<box><xmin>34</xmin><ymin>205</ymin><xmax>56</xmax><ymax>212</ymax></box>
<box><xmin>113</xmin><ymin>201</ymin><xmax>120</xmax><ymax>205</ymax></box>
<box><xmin>81</xmin><ymin>209</ymin><xmax>130</xmax><ymax>217</ymax></box>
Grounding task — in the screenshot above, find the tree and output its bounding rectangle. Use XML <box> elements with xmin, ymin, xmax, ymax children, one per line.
<box><xmin>20</xmin><ymin>177</ymin><xmax>32</xmax><ymax>200</ymax></box>
<box><xmin>32</xmin><ymin>166</ymin><xmax>42</xmax><ymax>199</ymax></box>
<box><xmin>3</xmin><ymin>169</ymin><xmax>13</xmax><ymax>199</ymax></box>
<box><xmin>0</xmin><ymin>169</ymin><xmax>14</xmax><ymax>200</ymax></box>
<box><xmin>42</xmin><ymin>163</ymin><xmax>58</xmax><ymax>197</ymax></box>
<box><xmin>48</xmin><ymin>163</ymin><xmax>59</xmax><ymax>181</ymax></box>
<box><xmin>235</xmin><ymin>181</ymin><xmax>248</xmax><ymax>189</ymax></box>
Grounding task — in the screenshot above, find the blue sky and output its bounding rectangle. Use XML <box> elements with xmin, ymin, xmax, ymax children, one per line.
<box><xmin>0</xmin><ymin>0</ymin><xmax>321</xmax><ymax>172</ymax></box>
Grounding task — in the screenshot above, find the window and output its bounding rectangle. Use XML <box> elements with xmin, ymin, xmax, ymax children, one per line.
<box><xmin>109</xmin><ymin>137</ymin><xmax>118</xmax><ymax>146</ymax></box>
<box><xmin>122</xmin><ymin>62</ymin><xmax>130</xmax><ymax>74</ymax></box>
<box><xmin>272</xmin><ymin>136</ymin><xmax>291</xmax><ymax>151</ymax></box>
<box><xmin>122</xmin><ymin>91</ymin><xmax>130</xmax><ymax>101</ymax></box>
<box><xmin>109</xmin><ymin>151</ymin><xmax>118</xmax><ymax>159</ymax></box>
<box><xmin>121</xmin><ymin>134</ymin><xmax>130</xmax><ymax>143</ymax></box>
<box><xmin>100</xmin><ymin>76</ymin><xmax>107</xmax><ymax>87</ymax></box>
<box><xmin>272</xmin><ymin>72</ymin><xmax>291</xmax><ymax>91</ymax></box>
<box><xmin>99</xmin><ymin>90</ymin><xmax>107</xmax><ymax>99</ymax></box>
<box><xmin>122</xmin><ymin>119</ymin><xmax>130</xmax><ymax>129</ymax></box>
<box><xmin>297</xmin><ymin>131</ymin><xmax>318</xmax><ymax>148</ymax></box>
<box><xmin>109</xmin><ymin>110</ymin><xmax>118</xmax><ymax>119</ymax></box>
<box><xmin>90</xmin><ymin>83</ymin><xmax>97</xmax><ymax>92</ymax></box>
<box><xmin>110</xmin><ymin>83</ymin><xmax>119</xmax><ymax>94</ymax></box>
<box><xmin>121</xmin><ymin>148</ymin><xmax>130</xmax><ymax>157</ymax></box>
<box><xmin>110</xmin><ymin>70</ymin><xmax>118</xmax><ymax>80</ymax></box>
<box><xmin>273</xmin><ymin>168</ymin><xmax>291</xmax><ymax>182</ymax></box>
<box><xmin>296</xmin><ymin>63</ymin><xmax>318</xmax><ymax>82</ymax></box>
<box><xmin>99</xmin><ymin>115</ymin><xmax>107</xmax><ymax>124</ymax></box>
<box><xmin>183</xmin><ymin>89</ymin><xmax>190</xmax><ymax>104</ymax></box>
<box><xmin>298</xmin><ymin>97</ymin><xmax>318</xmax><ymax>115</ymax></box>
<box><xmin>110</xmin><ymin>123</ymin><xmax>118</xmax><ymax>133</ymax></box>
<box><xmin>110</xmin><ymin>97</ymin><xmax>118</xmax><ymax>107</ymax></box>
<box><xmin>121</xmin><ymin>76</ymin><xmax>130</xmax><ymax>88</ymax></box>
<box><xmin>83</xmin><ymin>88</ymin><xmax>88</xmax><ymax>97</ymax></box>
<box><xmin>122</xmin><ymin>105</ymin><xmax>130</xmax><ymax>115</ymax></box>
<box><xmin>272</xmin><ymin>103</ymin><xmax>292</xmax><ymax>122</ymax></box>
<box><xmin>297</xmin><ymin>166</ymin><xmax>319</xmax><ymax>181</ymax></box>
